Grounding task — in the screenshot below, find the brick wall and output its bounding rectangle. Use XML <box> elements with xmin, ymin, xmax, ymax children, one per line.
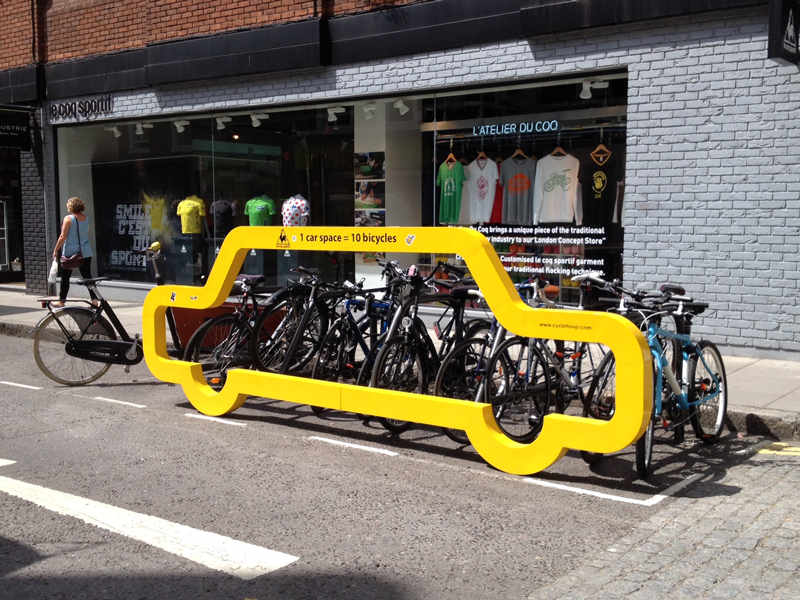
<box><xmin>21</xmin><ymin>109</ymin><xmax>48</xmax><ymax>296</ymax></box>
<box><xmin>70</xmin><ymin>5</ymin><xmax>800</xmax><ymax>357</ymax></box>
<box><xmin>43</xmin><ymin>0</ymin><xmax>428</xmax><ymax>63</ymax></box>
<box><xmin>1</xmin><ymin>1</ymin><xmax>35</xmax><ymax>70</ymax></box>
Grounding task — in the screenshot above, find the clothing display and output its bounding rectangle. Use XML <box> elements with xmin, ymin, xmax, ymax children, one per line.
<box><xmin>244</xmin><ymin>195</ymin><xmax>277</xmax><ymax>226</ymax></box>
<box><xmin>576</xmin><ymin>143</ymin><xmax>622</xmax><ymax>226</ymax></box>
<box><xmin>281</xmin><ymin>195</ymin><xmax>310</xmax><ymax>227</ymax></box>
<box><xmin>489</xmin><ymin>182</ymin><xmax>504</xmax><ymax>224</ymax></box>
<box><xmin>499</xmin><ymin>156</ymin><xmax>537</xmax><ymax>224</ymax></box>
<box><xmin>210</xmin><ymin>198</ymin><xmax>238</xmax><ymax>233</ymax></box>
<box><xmin>177</xmin><ymin>195</ymin><xmax>207</xmax><ymax>234</ymax></box>
<box><xmin>465</xmin><ymin>157</ymin><xmax>499</xmax><ymax>223</ymax></box>
<box><xmin>532</xmin><ymin>154</ymin><xmax>583</xmax><ymax>225</ymax></box>
<box><xmin>436</xmin><ymin>160</ymin><xmax>465</xmax><ymax>224</ymax></box>
<box><xmin>143</xmin><ymin>192</ymin><xmax>165</xmax><ymax>231</ymax></box>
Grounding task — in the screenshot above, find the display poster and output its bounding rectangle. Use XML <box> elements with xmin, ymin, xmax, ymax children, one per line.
<box><xmin>354</xmin><ymin>152</ymin><xmax>386</xmax><ymax>266</ymax></box>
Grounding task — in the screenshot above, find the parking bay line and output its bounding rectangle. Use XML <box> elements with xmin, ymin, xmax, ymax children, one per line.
<box><xmin>309</xmin><ymin>436</ymin><xmax>400</xmax><ymax>456</ymax></box>
<box><xmin>185</xmin><ymin>413</ymin><xmax>247</xmax><ymax>427</ymax></box>
<box><xmin>523</xmin><ymin>472</ymin><xmax>704</xmax><ymax>506</ymax></box>
<box><xmin>0</xmin><ymin>460</ymin><xmax>297</xmax><ymax>579</ymax></box>
<box><xmin>0</xmin><ymin>381</ymin><xmax>42</xmax><ymax>390</ymax></box>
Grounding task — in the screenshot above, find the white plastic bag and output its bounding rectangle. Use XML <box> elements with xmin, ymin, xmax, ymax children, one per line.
<box><xmin>48</xmin><ymin>259</ymin><xmax>58</xmax><ymax>284</ymax></box>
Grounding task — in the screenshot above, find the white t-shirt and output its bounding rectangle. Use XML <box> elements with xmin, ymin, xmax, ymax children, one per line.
<box><xmin>465</xmin><ymin>157</ymin><xmax>499</xmax><ymax>223</ymax></box>
<box><xmin>533</xmin><ymin>154</ymin><xmax>583</xmax><ymax>225</ymax></box>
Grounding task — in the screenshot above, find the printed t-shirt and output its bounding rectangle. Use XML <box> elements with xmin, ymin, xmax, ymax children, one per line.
<box><xmin>177</xmin><ymin>196</ymin><xmax>207</xmax><ymax>234</ymax></box>
<box><xmin>533</xmin><ymin>154</ymin><xmax>583</xmax><ymax>225</ymax></box>
<box><xmin>465</xmin><ymin>158</ymin><xmax>499</xmax><ymax>223</ymax></box>
<box><xmin>575</xmin><ymin>144</ymin><xmax>622</xmax><ymax>227</ymax></box>
<box><xmin>436</xmin><ymin>161</ymin><xmax>465</xmax><ymax>224</ymax></box>
<box><xmin>281</xmin><ymin>195</ymin><xmax>310</xmax><ymax>227</ymax></box>
<box><xmin>500</xmin><ymin>156</ymin><xmax>536</xmax><ymax>224</ymax></box>
<box><xmin>244</xmin><ymin>196</ymin><xmax>277</xmax><ymax>226</ymax></box>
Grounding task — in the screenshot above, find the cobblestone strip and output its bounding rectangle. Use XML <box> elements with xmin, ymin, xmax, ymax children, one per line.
<box><xmin>529</xmin><ymin>452</ymin><xmax>800</xmax><ymax>600</ymax></box>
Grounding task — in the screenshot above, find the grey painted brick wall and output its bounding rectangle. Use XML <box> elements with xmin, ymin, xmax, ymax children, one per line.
<box><xmin>42</xmin><ymin>5</ymin><xmax>800</xmax><ymax>358</ymax></box>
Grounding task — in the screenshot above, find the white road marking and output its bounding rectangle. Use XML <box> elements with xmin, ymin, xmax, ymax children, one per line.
<box><xmin>0</xmin><ymin>459</ymin><xmax>16</xmax><ymax>468</ymax></box>
<box><xmin>310</xmin><ymin>436</ymin><xmax>400</xmax><ymax>456</ymax></box>
<box><xmin>94</xmin><ymin>396</ymin><xmax>147</xmax><ymax>408</ymax></box>
<box><xmin>523</xmin><ymin>472</ymin><xmax>704</xmax><ymax>506</ymax></box>
<box><xmin>0</xmin><ymin>381</ymin><xmax>42</xmax><ymax>390</ymax></box>
<box><xmin>0</xmin><ymin>463</ymin><xmax>297</xmax><ymax>579</ymax></box>
<box><xmin>185</xmin><ymin>413</ymin><xmax>246</xmax><ymax>427</ymax></box>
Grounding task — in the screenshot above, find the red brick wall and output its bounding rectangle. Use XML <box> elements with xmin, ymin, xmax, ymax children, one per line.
<box><xmin>1</xmin><ymin>1</ymin><xmax>35</xmax><ymax>70</ymax></box>
<box><xmin>42</xmin><ymin>0</ymin><xmax>429</xmax><ymax>63</ymax></box>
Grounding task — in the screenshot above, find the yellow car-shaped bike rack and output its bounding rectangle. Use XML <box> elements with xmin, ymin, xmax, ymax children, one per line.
<box><xmin>143</xmin><ymin>227</ymin><xmax>651</xmax><ymax>475</ymax></box>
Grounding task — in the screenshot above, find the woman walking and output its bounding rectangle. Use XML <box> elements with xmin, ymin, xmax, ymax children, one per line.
<box><xmin>52</xmin><ymin>197</ymin><xmax>96</xmax><ymax>307</ymax></box>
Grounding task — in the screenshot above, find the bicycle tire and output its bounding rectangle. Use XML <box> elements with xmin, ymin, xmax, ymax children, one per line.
<box><xmin>371</xmin><ymin>335</ymin><xmax>423</xmax><ymax>433</ymax></box>
<box><xmin>580</xmin><ymin>351</ymin><xmax>616</xmax><ymax>464</ymax></box>
<box><xmin>33</xmin><ymin>308</ymin><xmax>116</xmax><ymax>386</ymax></box>
<box><xmin>190</xmin><ymin>313</ymin><xmax>252</xmax><ymax>392</ymax></box>
<box><xmin>434</xmin><ymin>337</ymin><xmax>493</xmax><ymax>445</ymax></box>
<box><xmin>485</xmin><ymin>337</ymin><xmax>552</xmax><ymax>444</ymax></box>
<box><xmin>689</xmin><ymin>340</ymin><xmax>728</xmax><ymax>444</ymax></box>
<box><xmin>635</xmin><ymin>362</ymin><xmax>659</xmax><ymax>479</ymax></box>
<box><xmin>312</xmin><ymin>319</ymin><xmax>358</xmax><ymax>383</ymax></box>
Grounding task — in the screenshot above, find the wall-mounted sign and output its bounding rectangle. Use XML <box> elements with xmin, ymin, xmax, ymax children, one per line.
<box><xmin>49</xmin><ymin>94</ymin><xmax>114</xmax><ymax>120</ymax></box>
<box><xmin>472</xmin><ymin>120</ymin><xmax>559</xmax><ymax>136</ymax></box>
<box><xmin>769</xmin><ymin>0</ymin><xmax>800</xmax><ymax>66</ymax></box>
<box><xmin>0</xmin><ymin>110</ymin><xmax>30</xmax><ymax>151</ymax></box>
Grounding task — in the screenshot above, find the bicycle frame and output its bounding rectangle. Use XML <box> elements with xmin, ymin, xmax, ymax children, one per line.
<box><xmin>647</xmin><ymin>323</ymin><xmax>722</xmax><ymax>415</ymax></box>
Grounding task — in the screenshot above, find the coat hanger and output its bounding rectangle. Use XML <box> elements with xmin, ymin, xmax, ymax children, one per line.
<box><xmin>476</xmin><ymin>148</ymin><xmax>488</xmax><ymax>160</ymax></box>
<box><xmin>445</xmin><ymin>152</ymin><xmax>457</xmax><ymax>165</ymax></box>
<box><xmin>511</xmin><ymin>147</ymin><xmax>528</xmax><ymax>159</ymax></box>
<box><xmin>551</xmin><ymin>146</ymin><xmax>567</xmax><ymax>157</ymax></box>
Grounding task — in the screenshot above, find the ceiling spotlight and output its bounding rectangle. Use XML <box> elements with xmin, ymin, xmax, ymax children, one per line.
<box><xmin>250</xmin><ymin>113</ymin><xmax>269</xmax><ymax>127</ymax></box>
<box><xmin>580</xmin><ymin>80</ymin><xmax>610</xmax><ymax>100</ymax></box>
<box><xmin>134</xmin><ymin>122</ymin><xmax>153</xmax><ymax>135</ymax></box>
<box><xmin>216</xmin><ymin>116</ymin><xmax>232</xmax><ymax>130</ymax></box>
<box><xmin>363</xmin><ymin>104</ymin><xmax>378</xmax><ymax>120</ymax></box>
<box><xmin>393</xmin><ymin>100</ymin><xmax>409</xmax><ymax>115</ymax></box>
<box><xmin>327</xmin><ymin>107</ymin><xmax>345</xmax><ymax>122</ymax></box>
<box><xmin>104</xmin><ymin>126</ymin><xmax>121</xmax><ymax>138</ymax></box>
<box><xmin>174</xmin><ymin>120</ymin><xmax>190</xmax><ymax>133</ymax></box>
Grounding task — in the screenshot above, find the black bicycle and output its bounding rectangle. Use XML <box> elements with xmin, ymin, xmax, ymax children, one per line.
<box><xmin>33</xmin><ymin>242</ymin><xmax>181</xmax><ymax>385</ymax></box>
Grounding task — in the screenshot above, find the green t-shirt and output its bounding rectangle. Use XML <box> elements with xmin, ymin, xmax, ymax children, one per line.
<box><xmin>436</xmin><ymin>161</ymin><xmax>466</xmax><ymax>224</ymax></box>
<box><xmin>245</xmin><ymin>196</ymin><xmax>277</xmax><ymax>226</ymax></box>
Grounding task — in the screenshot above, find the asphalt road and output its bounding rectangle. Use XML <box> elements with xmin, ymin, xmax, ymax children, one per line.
<box><xmin>0</xmin><ymin>335</ymin><xmax>762</xmax><ymax>600</ymax></box>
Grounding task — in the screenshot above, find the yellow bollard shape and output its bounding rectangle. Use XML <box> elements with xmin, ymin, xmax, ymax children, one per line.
<box><xmin>143</xmin><ymin>227</ymin><xmax>651</xmax><ymax>475</ymax></box>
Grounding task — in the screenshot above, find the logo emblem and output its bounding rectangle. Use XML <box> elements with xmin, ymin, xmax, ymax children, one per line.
<box><xmin>276</xmin><ymin>229</ymin><xmax>290</xmax><ymax>249</ymax></box>
<box><xmin>785</xmin><ymin>10</ymin><xmax>798</xmax><ymax>55</ymax></box>
<box><xmin>405</xmin><ymin>234</ymin><xmax>416</xmax><ymax>246</ymax></box>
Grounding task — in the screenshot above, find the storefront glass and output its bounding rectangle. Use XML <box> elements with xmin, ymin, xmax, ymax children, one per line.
<box><xmin>54</xmin><ymin>75</ymin><xmax>627</xmax><ymax>302</ymax></box>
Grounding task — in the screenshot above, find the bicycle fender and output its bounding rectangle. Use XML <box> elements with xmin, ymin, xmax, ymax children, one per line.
<box><xmin>143</xmin><ymin>227</ymin><xmax>652</xmax><ymax>476</ymax></box>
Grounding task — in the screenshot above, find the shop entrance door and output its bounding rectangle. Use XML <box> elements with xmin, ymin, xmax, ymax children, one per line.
<box><xmin>0</xmin><ymin>149</ymin><xmax>23</xmax><ymax>284</ymax></box>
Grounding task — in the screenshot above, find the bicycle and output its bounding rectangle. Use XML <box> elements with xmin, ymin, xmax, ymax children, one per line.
<box><xmin>183</xmin><ymin>273</ymin><xmax>268</xmax><ymax>391</ymax></box>
<box><xmin>579</xmin><ymin>274</ymin><xmax>727</xmax><ymax>477</ymax></box>
<box><xmin>33</xmin><ymin>242</ymin><xmax>180</xmax><ymax>385</ymax></box>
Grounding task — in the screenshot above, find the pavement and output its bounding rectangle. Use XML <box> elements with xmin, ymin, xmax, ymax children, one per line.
<box><xmin>1</xmin><ymin>284</ymin><xmax>799</xmax><ymax>441</ymax></box>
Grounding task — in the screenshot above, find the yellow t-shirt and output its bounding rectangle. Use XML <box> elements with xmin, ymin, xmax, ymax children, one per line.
<box><xmin>143</xmin><ymin>192</ymin><xmax>166</xmax><ymax>230</ymax></box>
<box><xmin>177</xmin><ymin>196</ymin><xmax>206</xmax><ymax>234</ymax></box>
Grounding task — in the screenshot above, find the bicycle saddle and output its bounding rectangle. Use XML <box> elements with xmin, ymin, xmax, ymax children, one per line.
<box><xmin>236</xmin><ymin>274</ymin><xmax>266</xmax><ymax>287</ymax></box>
<box><xmin>292</xmin><ymin>266</ymin><xmax>319</xmax><ymax>276</ymax></box>
<box><xmin>449</xmin><ymin>285</ymin><xmax>479</xmax><ymax>300</ymax></box>
<box><xmin>660</xmin><ymin>283</ymin><xmax>686</xmax><ymax>296</ymax></box>
<box><xmin>76</xmin><ymin>277</ymin><xmax>110</xmax><ymax>286</ymax></box>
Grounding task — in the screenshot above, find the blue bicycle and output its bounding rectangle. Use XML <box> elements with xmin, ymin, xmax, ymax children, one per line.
<box><xmin>582</xmin><ymin>276</ymin><xmax>728</xmax><ymax>478</ymax></box>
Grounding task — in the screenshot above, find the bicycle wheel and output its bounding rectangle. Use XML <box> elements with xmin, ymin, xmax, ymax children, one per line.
<box><xmin>635</xmin><ymin>362</ymin><xmax>659</xmax><ymax>479</ymax></box>
<box><xmin>434</xmin><ymin>337</ymin><xmax>493</xmax><ymax>445</ymax></box>
<box><xmin>312</xmin><ymin>319</ymin><xmax>359</xmax><ymax>383</ymax></box>
<box><xmin>33</xmin><ymin>308</ymin><xmax>116</xmax><ymax>386</ymax></box>
<box><xmin>689</xmin><ymin>340</ymin><xmax>728</xmax><ymax>444</ymax></box>
<box><xmin>581</xmin><ymin>351</ymin><xmax>616</xmax><ymax>464</ymax></box>
<box><xmin>485</xmin><ymin>337</ymin><xmax>552</xmax><ymax>444</ymax></box>
<box><xmin>371</xmin><ymin>335</ymin><xmax>423</xmax><ymax>433</ymax></box>
<box><xmin>190</xmin><ymin>313</ymin><xmax>252</xmax><ymax>392</ymax></box>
